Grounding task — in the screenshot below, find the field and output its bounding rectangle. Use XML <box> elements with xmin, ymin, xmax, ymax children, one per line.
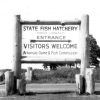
<box><xmin>0</xmin><ymin>83</ymin><xmax>100</xmax><ymax>100</ymax></box>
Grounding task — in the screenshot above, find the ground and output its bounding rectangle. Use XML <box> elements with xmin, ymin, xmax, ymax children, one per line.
<box><xmin>0</xmin><ymin>83</ymin><xmax>100</xmax><ymax>100</ymax></box>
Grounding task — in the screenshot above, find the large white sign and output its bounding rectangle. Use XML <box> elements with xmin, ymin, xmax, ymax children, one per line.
<box><xmin>21</xmin><ymin>24</ymin><xmax>81</xmax><ymax>62</ymax></box>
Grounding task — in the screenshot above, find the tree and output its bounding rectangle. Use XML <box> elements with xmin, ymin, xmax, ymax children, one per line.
<box><xmin>87</xmin><ymin>35</ymin><xmax>100</xmax><ymax>67</ymax></box>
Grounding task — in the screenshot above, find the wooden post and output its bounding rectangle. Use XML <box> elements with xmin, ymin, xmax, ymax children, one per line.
<box><xmin>17</xmin><ymin>79</ymin><xmax>26</xmax><ymax>95</ymax></box>
<box><xmin>26</xmin><ymin>67</ymin><xmax>33</xmax><ymax>82</ymax></box>
<box><xmin>85</xmin><ymin>68</ymin><xmax>95</xmax><ymax>94</ymax></box>
<box><xmin>13</xmin><ymin>15</ymin><xmax>21</xmax><ymax>92</ymax></box>
<box><xmin>80</xmin><ymin>15</ymin><xmax>89</xmax><ymax>93</ymax></box>
<box><xmin>75</xmin><ymin>74</ymin><xmax>82</xmax><ymax>94</ymax></box>
<box><xmin>5</xmin><ymin>71</ymin><xmax>14</xmax><ymax>95</ymax></box>
<box><xmin>80</xmin><ymin>14</ymin><xmax>89</xmax><ymax>76</ymax></box>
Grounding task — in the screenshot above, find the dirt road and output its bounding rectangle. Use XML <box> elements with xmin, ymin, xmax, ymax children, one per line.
<box><xmin>0</xmin><ymin>83</ymin><xmax>100</xmax><ymax>100</ymax></box>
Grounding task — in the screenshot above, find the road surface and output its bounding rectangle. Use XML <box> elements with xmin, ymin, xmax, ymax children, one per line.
<box><xmin>0</xmin><ymin>83</ymin><xmax>100</xmax><ymax>100</ymax></box>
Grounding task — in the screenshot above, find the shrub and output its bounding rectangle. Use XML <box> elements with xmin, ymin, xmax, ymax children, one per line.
<box><xmin>94</xmin><ymin>68</ymin><xmax>100</xmax><ymax>82</ymax></box>
<box><xmin>32</xmin><ymin>68</ymin><xmax>80</xmax><ymax>83</ymax></box>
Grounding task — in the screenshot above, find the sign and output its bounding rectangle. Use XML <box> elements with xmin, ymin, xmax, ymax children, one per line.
<box><xmin>21</xmin><ymin>24</ymin><xmax>82</xmax><ymax>62</ymax></box>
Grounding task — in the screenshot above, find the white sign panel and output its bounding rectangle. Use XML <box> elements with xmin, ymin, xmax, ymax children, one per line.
<box><xmin>21</xmin><ymin>24</ymin><xmax>81</xmax><ymax>62</ymax></box>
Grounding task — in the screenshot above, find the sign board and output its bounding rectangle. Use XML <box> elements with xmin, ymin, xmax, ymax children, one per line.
<box><xmin>14</xmin><ymin>15</ymin><xmax>89</xmax><ymax>93</ymax></box>
<box><xmin>21</xmin><ymin>24</ymin><xmax>82</xmax><ymax>62</ymax></box>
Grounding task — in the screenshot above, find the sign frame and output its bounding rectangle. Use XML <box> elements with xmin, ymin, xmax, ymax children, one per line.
<box><xmin>21</xmin><ymin>20</ymin><xmax>81</xmax><ymax>63</ymax></box>
<box><xmin>13</xmin><ymin>15</ymin><xmax>89</xmax><ymax>93</ymax></box>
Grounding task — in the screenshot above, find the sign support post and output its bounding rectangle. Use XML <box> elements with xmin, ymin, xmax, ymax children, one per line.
<box><xmin>13</xmin><ymin>15</ymin><xmax>21</xmax><ymax>92</ymax></box>
<box><xmin>80</xmin><ymin>15</ymin><xmax>89</xmax><ymax>93</ymax></box>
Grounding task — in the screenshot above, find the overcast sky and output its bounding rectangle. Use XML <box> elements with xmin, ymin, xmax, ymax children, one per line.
<box><xmin>0</xmin><ymin>0</ymin><xmax>99</xmax><ymax>69</ymax></box>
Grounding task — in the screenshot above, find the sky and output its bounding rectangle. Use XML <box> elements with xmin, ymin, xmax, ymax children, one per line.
<box><xmin>0</xmin><ymin>0</ymin><xmax>100</xmax><ymax>69</ymax></box>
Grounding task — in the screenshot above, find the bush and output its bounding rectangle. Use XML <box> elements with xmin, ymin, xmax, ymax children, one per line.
<box><xmin>30</xmin><ymin>67</ymin><xmax>100</xmax><ymax>83</ymax></box>
<box><xmin>53</xmin><ymin>68</ymin><xmax>79</xmax><ymax>78</ymax></box>
<box><xmin>32</xmin><ymin>68</ymin><xmax>80</xmax><ymax>83</ymax></box>
<box><xmin>94</xmin><ymin>68</ymin><xmax>100</xmax><ymax>82</ymax></box>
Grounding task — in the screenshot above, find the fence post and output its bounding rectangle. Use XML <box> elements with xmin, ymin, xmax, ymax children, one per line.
<box><xmin>85</xmin><ymin>68</ymin><xmax>95</xmax><ymax>94</ymax></box>
<box><xmin>17</xmin><ymin>78</ymin><xmax>26</xmax><ymax>95</ymax></box>
<box><xmin>25</xmin><ymin>67</ymin><xmax>33</xmax><ymax>82</ymax></box>
<box><xmin>5</xmin><ymin>71</ymin><xmax>14</xmax><ymax>95</ymax></box>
